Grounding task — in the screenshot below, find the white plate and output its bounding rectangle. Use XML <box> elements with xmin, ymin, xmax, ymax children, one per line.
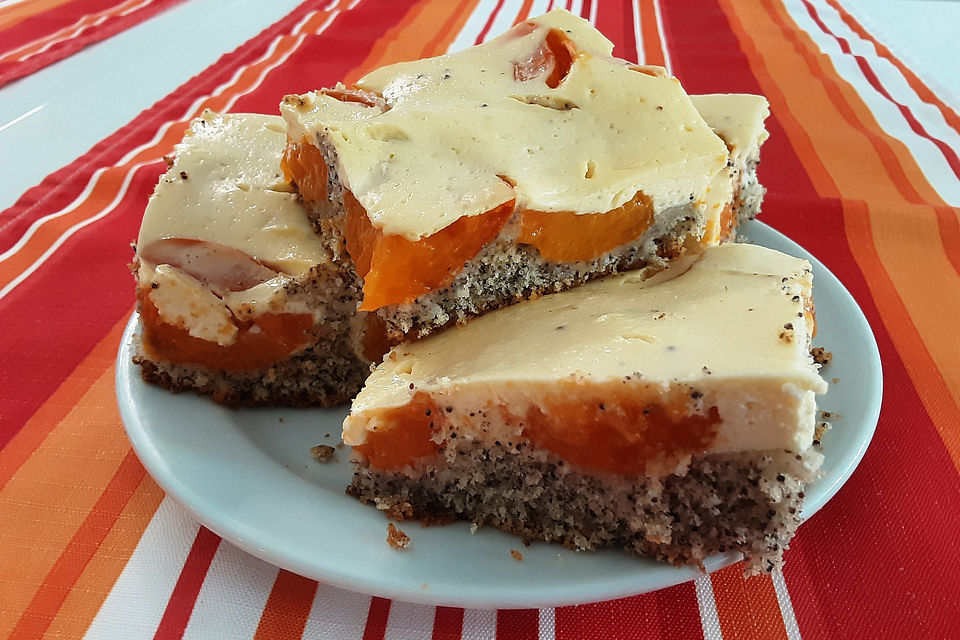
<box><xmin>115</xmin><ymin>221</ymin><xmax>882</xmax><ymax>609</ymax></box>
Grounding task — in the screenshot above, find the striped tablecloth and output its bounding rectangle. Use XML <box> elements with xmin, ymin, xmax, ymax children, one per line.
<box><xmin>0</xmin><ymin>0</ymin><xmax>187</xmax><ymax>88</ymax></box>
<box><xmin>2</xmin><ymin>0</ymin><xmax>959</xmax><ymax>638</ymax></box>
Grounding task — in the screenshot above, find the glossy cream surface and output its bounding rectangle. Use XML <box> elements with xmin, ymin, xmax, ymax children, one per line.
<box><xmin>282</xmin><ymin>10</ymin><xmax>730</xmax><ymax>240</ymax></box>
<box><xmin>137</xmin><ymin>110</ymin><xmax>329</xmax><ymax>275</ymax></box>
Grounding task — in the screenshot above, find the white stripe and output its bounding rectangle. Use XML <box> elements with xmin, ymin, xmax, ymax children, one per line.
<box><xmin>383</xmin><ymin>601</ymin><xmax>435</xmax><ymax>640</ymax></box>
<box><xmin>631</xmin><ymin>0</ymin><xmax>643</xmax><ymax>64</ymax></box>
<box><xmin>772</xmin><ymin>572</ymin><xmax>803</xmax><ymax>640</ymax></box>
<box><xmin>567</xmin><ymin>0</ymin><xmax>583</xmax><ymax>20</ymax></box>
<box><xmin>0</xmin><ymin>103</ymin><xmax>44</xmax><ymax>134</ymax></box>
<box><xmin>694</xmin><ymin>575</ymin><xmax>723</xmax><ymax>640</ymax></box>
<box><xmin>301</xmin><ymin>582</ymin><xmax>372</xmax><ymax>640</ymax></box>
<box><xmin>0</xmin><ymin>162</ymin><xmax>148</xmax><ymax>300</ymax></box>
<box><xmin>180</xmin><ymin>543</ymin><xmax>278</xmax><ymax>640</ymax></box>
<box><xmin>461</xmin><ymin>609</ymin><xmax>497</xmax><ymax>640</ymax></box>
<box><xmin>652</xmin><ymin>0</ymin><xmax>672</xmax><ymax>74</ymax></box>
<box><xmin>447</xmin><ymin>0</ymin><xmax>503</xmax><ymax>53</ymax></box>
<box><xmin>83</xmin><ymin>498</ymin><xmax>200</xmax><ymax>640</ymax></box>
<box><xmin>538</xmin><ymin>608</ymin><xmax>556</xmax><ymax>640</ymax></box>
<box><xmin>781</xmin><ymin>0</ymin><xmax>960</xmax><ymax>205</ymax></box>
<box><xmin>529</xmin><ymin>0</ymin><xmax>552</xmax><ymax>21</ymax></box>
<box><xmin>482</xmin><ymin>0</ymin><xmax>525</xmax><ymax>44</ymax></box>
<box><xmin>0</xmin><ymin>165</ymin><xmax>108</xmax><ymax>263</ymax></box>
<box><xmin>0</xmin><ymin>5</ymin><xmax>343</xmax><ymax>298</ymax></box>
<box><xmin>588</xmin><ymin>0</ymin><xmax>598</xmax><ymax>26</ymax></box>
<box><xmin>813</xmin><ymin>0</ymin><xmax>960</xmax><ymax>169</ymax></box>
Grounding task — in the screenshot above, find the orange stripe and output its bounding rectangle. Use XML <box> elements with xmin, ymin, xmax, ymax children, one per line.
<box><xmin>253</xmin><ymin>570</ymin><xmax>319</xmax><ymax>640</ymax></box>
<box><xmin>638</xmin><ymin>0</ymin><xmax>665</xmax><ymax>67</ymax></box>
<box><xmin>42</xmin><ymin>473</ymin><xmax>164</xmax><ymax>639</ymax></box>
<box><xmin>0</xmin><ymin>311</ymin><xmax>128</xmax><ymax>490</ymax></box>
<box><xmin>512</xmin><ymin>0</ymin><xmax>535</xmax><ymax>26</ymax></box>
<box><xmin>0</xmin><ymin>0</ymin><xmax>146</xmax><ymax>63</ymax></box>
<box><xmin>825</xmin><ymin>0</ymin><xmax>960</xmax><ymax>139</ymax></box>
<box><xmin>717</xmin><ymin>0</ymin><xmax>960</xmax><ymax>469</ymax></box>
<box><xmin>420</xmin><ymin>0</ymin><xmax>483</xmax><ymax>58</ymax></box>
<box><xmin>0</xmin><ymin>8</ymin><xmax>337</xmax><ymax>290</ymax></box>
<box><xmin>711</xmin><ymin>566</ymin><xmax>789</xmax><ymax>640</ymax></box>
<box><xmin>0</xmin><ymin>362</ymin><xmax>133</xmax><ymax>639</ymax></box>
<box><xmin>0</xmin><ymin>0</ymin><xmax>77</xmax><ymax>31</ymax></box>
<box><xmin>761</xmin><ymin>0</ymin><xmax>960</xmax><ymax>452</ymax></box>
<box><xmin>8</xmin><ymin>450</ymin><xmax>145</xmax><ymax>640</ymax></box>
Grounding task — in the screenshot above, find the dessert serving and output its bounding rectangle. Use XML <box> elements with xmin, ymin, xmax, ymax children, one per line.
<box><xmin>280</xmin><ymin>10</ymin><xmax>769</xmax><ymax>341</ymax></box>
<box><xmin>124</xmin><ymin>8</ymin><xmax>839</xmax><ymax>579</ymax></box>
<box><xmin>343</xmin><ymin>243</ymin><xmax>827</xmax><ymax>572</ymax></box>
<box><xmin>132</xmin><ymin>110</ymin><xmax>377</xmax><ymax>406</ymax></box>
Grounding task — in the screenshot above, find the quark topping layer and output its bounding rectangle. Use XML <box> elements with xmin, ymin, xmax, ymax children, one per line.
<box><xmin>282</xmin><ymin>9</ymin><xmax>730</xmax><ymax>240</ymax></box>
<box><xmin>345</xmin><ymin>243</ymin><xmax>827</xmax><ymax>457</ymax></box>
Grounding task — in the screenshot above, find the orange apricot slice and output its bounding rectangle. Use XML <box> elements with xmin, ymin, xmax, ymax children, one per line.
<box><xmin>344</xmin><ymin>192</ymin><xmax>515</xmax><ymax>310</ymax></box>
<box><xmin>354</xmin><ymin>393</ymin><xmax>442</xmax><ymax>469</ymax></box>
<box><xmin>518</xmin><ymin>191</ymin><xmax>654</xmax><ymax>262</ymax></box>
<box><xmin>282</xmin><ymin>137</ymin><xmax>329</xmax><ymax>204</ymax></box>
<box><xmin>353</xmin><ymin>391</ymin><xmax>720</xmax><ymax>476</ymax></box>
<box><xmin>523</xmin><ymin>398</ymin><xmax>719</xmax><ymax>476</ymax></box>
<box><xmin>513</xmin><ymin>28</ymin><xmax>577</xmax><ymax>88</ymax></box>
<box><xmin>139</xmin><ymin>293</ymin><xmax>314</xmax><ymax>371</ymax></box>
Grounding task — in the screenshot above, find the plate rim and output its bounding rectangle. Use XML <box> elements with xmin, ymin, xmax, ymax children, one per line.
<box><xmin>115</xmin><ymin>222</ymin><xmax>883</xmax><ymax>608</ymax></box>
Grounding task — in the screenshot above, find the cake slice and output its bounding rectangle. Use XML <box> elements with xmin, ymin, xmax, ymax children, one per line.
<box><xmin>280</xmin><ymin>9</ymin><xmax>769</xmax><ymax>342</ymax></box>
<box><xmin>690</xmin><ymin>93</ymin><xmax>769</xmax><ymax>243</ymax></box>
<box><xmin>344</xmin><ymin>243</ymin><xmax>827</xmax><ymax>572</ymax></box>
<box><xmin>132</xmin><ymin>110</ymin><xmax>378</xmax><ymax>406</ymax></box>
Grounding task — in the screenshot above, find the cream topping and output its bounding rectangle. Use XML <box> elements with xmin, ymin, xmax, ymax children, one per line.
<box><xmin>345</xmin><ymin>243</ymin><xmax>827</xmax><ymax>453</ymax></box>
<box><xmin>690</xmin><ymin>94</ymin><xmax>770</xmax><ymax>162</ymax></box>
<box><xmin>137</xmin><ymin>111</ymin><xmax>330</xmax><ymax>275</ymax></box>
<box><xmin>282</xmin><ymin>9</ymin><xmax>729</xmax><ymax>240</ymax></box>
<box><xmin>148</xmin><ymin>264</ymin><xmax>237</xmax><ymax>346</ymax></box>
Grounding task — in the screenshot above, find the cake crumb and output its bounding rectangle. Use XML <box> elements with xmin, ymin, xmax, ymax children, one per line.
<box><xmin>810</xmin><ymin>347</ymin><xmax>833</xmax><ymax>366</ymax></box>
<box><xmin>311</xmin><ymin>444</ymin><xmax>336</xmax><ymax>462</ymax></box>
<box><xmin>510</xmin><ymin>549</ymin><xmax>523</xmax><ymax>562</ymax></box>
<box><xmin>778</xmin><ymin>323</ymin><xmax>795</xmax><ymax>343</ymax></box>
<box><xmin>387</xmin><ymin>523</ymin><xmax>411</xmax><ymax>550</ymax></box>
<box><xmin>278</xmin><ymin>417</ymin><xmax>284</xmax><ymax>423</ymax></box>
<box><xmin>832</xmin><ymin>377</ymin><xmax>839</xmax><ymax>384</ymax></box>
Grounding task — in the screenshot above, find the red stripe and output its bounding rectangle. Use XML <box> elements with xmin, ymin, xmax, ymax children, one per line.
<box><xmin>152</xmin><ymin>527</ymin><xmax>222</xmax><ymax>640</ymax></box>
<box><xmin>580</xmin><ymin>0</ymin><xmax>592</xmax><ymax>21</ymax></box>
<box><xmin>555</xmin><ymin>583</ymin><xmax>702</xmax><ymax>640</ymax></box>
<box><xmin>0</xmin><ymin>0</ymin><xmax>187</xmax><ymax>89</ymax></box>
<box><xmin>595</xmin><ymin>0</ymin><xmax>635</xmax><ymax>63</ymax></box>
<box><xmin>0</xmin><ymin>0</ymin><xmax>132</xmax><ymax>52</ymax></box>
<box><xmin>432</xmin><ymin>606</ymin><xmax>464</xmax><ymax>640</ymax></box>
<box><xmin>798</xmin><ymin>0</ymin><xmax>960</xmax><ymax>182</ymax></box>
<box><xmin>362</xmin><ymin>597</ymin><xmax>392</xmax><ymax>640</ymax></box>
<box><xmin>496</xmin><ymin>610</ymin><xmax>538</xmax><ymax>640</ymax></box>
<box><xmin>230</xmin><ymin>0</ymin><xmax>418</xmax><ymax>114</ymax></box>
<box><xmin>474</xmin><ymin>0</ymin><xmax>507</xmax><ymax>45</ymax></box>
<box><xmin>0</xmin><ymin>161</ymin><xmax>161</xmax><ymax>447</ymax></box>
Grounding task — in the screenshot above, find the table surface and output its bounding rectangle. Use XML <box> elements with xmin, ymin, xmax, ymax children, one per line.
<box><xmin>0</xmin><ymin>0</ymin><xmax>957</xmax><ymax>212</ymax></box>
<box><xmin>2</xmin><ymin>0</ymin><xmax>960</xmax><ymax>638</ymax></box>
